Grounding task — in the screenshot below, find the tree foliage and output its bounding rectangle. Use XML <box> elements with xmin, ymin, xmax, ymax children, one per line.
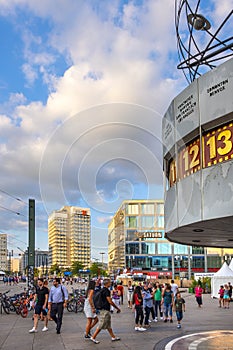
<box><xmin>90</xmin><ymin>262</ymin><xmax>107</xmax><ymax>277</ymax></box>
<box><xmin>71</xmin><ymin>261</ymin><xmax>84</xmax><ymax>275</ymax></box>
<box><xmin>49</xmin><ymin>263</ymin><xmax>62</xmax><ymax>275</ymax></box>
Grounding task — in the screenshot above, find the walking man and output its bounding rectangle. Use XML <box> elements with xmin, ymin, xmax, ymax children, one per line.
<box><xmin>48</xmin><ymin>277</ymin><xmax>69</xmax><ymax>334</ymax></box>
<box><xmin>29</xmin><ymin>278</ymin><xmax>49</xmax><ymax>333</ymax></box>
<box><xmin>91</xmin><ymin>278</ymin><xmax>121</xmax><ymax>344</ymax></box>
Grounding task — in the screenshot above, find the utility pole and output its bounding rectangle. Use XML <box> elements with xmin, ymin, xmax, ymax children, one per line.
<box><xmin>28</xmin><ymin>199</ymin><xmax>35</xmax><ymax>290</ymax></box>
<box><xmin>99</xmin><ymin>252</ymin><xmax>105</xmax><ymax>268</ymax></box>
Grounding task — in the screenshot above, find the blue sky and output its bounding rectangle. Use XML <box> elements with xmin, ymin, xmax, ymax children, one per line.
<box><xmin>0</xmin><ymin>0</ymin><xmax>232</xmax><ymax>262</ymax></box>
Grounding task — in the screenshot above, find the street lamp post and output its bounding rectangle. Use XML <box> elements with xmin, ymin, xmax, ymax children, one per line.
<box><xmin>99</xmin><ymin>252</ymin><xmax>105</xmax><ymax>268</ymax></box>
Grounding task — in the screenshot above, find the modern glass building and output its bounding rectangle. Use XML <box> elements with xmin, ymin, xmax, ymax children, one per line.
<box><xmin>108</xmin><ymin>200</ymin><xmax>233</xmax><ymax>279</ymax></box>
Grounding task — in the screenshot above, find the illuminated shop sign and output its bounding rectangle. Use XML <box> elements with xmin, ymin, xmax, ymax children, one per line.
<box><xmin>168</xmin><ymin>121</ymin><xmax>233</xmax><ymax>187</ymax></box>
<box><xmin>136</xmin><ymin>231</ymin><xmax>162</xmax><ymax>239</ymax></box>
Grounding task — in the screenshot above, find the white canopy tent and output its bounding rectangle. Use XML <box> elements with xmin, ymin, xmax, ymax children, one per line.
<box><xmin>211</xmin><ymin>262</ymin><xmax>233</xmax><ymax>298</ymax></box>
<box><xmin>228</xmin><ymin>258</ymin><xmax>233</xmax><ymax>271</ymax></box>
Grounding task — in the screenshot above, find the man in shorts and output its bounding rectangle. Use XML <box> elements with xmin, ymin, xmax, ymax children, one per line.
<box><xmin>90</xmin><ymin>278</ymin><xmax>121</xmax><ymax>344</ymax></box>
<box><xmin>29</xmin><ymin>278</ymin><xmax>49</xmax><ymax>333</ymax></box>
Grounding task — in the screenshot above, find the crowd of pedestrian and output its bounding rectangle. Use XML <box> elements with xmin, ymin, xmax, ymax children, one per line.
<box><xmin>27</xmin><ymin>277</ymin><xmax>188</xmax><ymax>345</ymax></box>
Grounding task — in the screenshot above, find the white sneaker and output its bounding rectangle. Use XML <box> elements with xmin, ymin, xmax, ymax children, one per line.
<box><xmin>138</xmin><ymin>327</ymin><xmax>147</xmax><ymax>332</ymax></box>
<box><xmin>90</xmin><ymin>337</ymin><xmax>100</xmax><ymax>344</ymax></box>
<box><xmin>160</xmin><ymin>317</ymin><xmax>164</xmax><ymax>320</ymax></box>
<box><xmin>148</xmin><ymin>319</ymin><xmax>152</xmax><ymax>323</ymax></box>
<box><xmin>153</xmin><ymin>318</ymin><xmax>158</xmax><ymax>322</ymax></box>
<box><xmin>42</xmin><ymin>327</ymin><xmax>48</xmax><ymax>332</ymax></box>
<box><xmin>29</xmin><ymin>328</ymin><xmax>38</xmax><ymax>333</ymax></box>
<box><xmin>135</xmin><ymin>326</ymin><xmax>139</xmax><ymax>331</ymax></box>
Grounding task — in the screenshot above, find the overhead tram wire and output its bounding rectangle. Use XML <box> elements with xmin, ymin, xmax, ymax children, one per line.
<box><xmin>0</xmin><ymin>188</ymin><xmax>27</xmax><ymax>205</ymax></box>
<box><xmin>0</xmin><ymin>204</ymin><xmax>26</xmax><ymax>217</ymax></box>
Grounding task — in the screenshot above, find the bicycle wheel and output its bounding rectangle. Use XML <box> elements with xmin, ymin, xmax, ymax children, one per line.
<box><xmin>67</xmin><ymin>301</ymin><xmax>75</xmax><ymax>312</ymax></box>
<box><xmin>2</xmin><ymin>302</ymin><xmax>10</xmax><ymax>314</ymax></box>
<box><xmin>15</xmin><ymin>306</ymin><xmax>21</xmax><ymax>315</ymax></box>
<box><xmin>76</xmin><ymin>302</ymin><xmax>84</xmax><ymax>313</ymax></box>
<box><xmin>20</xmin><ymin>307</ymin><xmax>28</xmax><ymax>318</ymax></box>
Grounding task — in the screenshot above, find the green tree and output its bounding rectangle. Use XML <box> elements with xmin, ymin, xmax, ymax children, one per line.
<box><xmin>90</xmin><ymin>262</ymin><xmax>107</xmax><ymax>277</ymax></box>
<box><xmin>49</xmin><ymin>263</ymin><xmax>62</xmax><ymax>276</ymax></box>
<box><xmin>71</xmin><ymin>261</ymin><xmax>84</xmax><ymax>275</ymax></box>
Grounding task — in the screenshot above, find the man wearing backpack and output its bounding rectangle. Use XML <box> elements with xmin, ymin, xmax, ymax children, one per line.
<box><xmin>48</xmin><ymin>278</ymin><xmax>69</xmax><ymax>334</ymax></box>
<box><xmin>91</xmin><ymin>278</ymin><xmax>121</xmax><ymax>344</ymax></box>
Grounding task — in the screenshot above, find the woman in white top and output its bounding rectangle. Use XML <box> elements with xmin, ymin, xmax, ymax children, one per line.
<box><xmin>84</xmin><ymin>280</ymin><xmax>99</xmax><ymax>339</ymax></box>
<box><xmin>127</xmin><ymin>281</ymin><xmax>134</xmax><ymax>309</ymax></box>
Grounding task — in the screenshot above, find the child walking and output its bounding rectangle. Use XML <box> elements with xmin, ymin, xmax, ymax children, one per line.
<box><xmin>174</xmin><ymin>292</ymin><xmax>185</xmax><ymax>329</ymax></box>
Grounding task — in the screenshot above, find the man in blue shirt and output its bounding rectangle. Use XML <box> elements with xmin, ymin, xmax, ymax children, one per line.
<box><xmin>142</xmin><ymin>284</ymin><xmax>155</xmax><ymax>327</ymax></box>
<box><xmin>48</xmin><ymin>278</ymin><xmax>69</xmax><ymax>334</ymax></box>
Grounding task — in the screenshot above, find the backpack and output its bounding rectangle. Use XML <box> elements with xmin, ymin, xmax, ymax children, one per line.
<box><xmin>93</xmin><ymin>289</ymin><xmax>104</xmax><ymax>310</ymax></box>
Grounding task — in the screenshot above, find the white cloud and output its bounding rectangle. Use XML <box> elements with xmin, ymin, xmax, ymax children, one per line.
<box><xmin>1</xmin><ymin>0</ymin><xmax>224</xmax><ymax>255</ymax></box>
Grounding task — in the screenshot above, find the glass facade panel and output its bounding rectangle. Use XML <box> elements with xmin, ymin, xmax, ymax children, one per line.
<box><xmin>126</xmin><ymin>204</ymin><xmax>139</xmax><ymax>215</ymax></box>
<box><xmin>151</xmin><ymin>256</ymin><xmax>172</xmax><ymax>270</ymax></box>
<box><xmin>126</xmin><ymin>243</ymin><xmax>140</xmax><ymax>254</ymax></box>
<box><xmin>191</xmin><ymin>246</ymin><xmax>205</xmax><ymax>254</ymax></box>
<box><xmin>141</xmin><ymin>216</ymin><xmax>155</xmax><ymax>228</ymax></box>
<box><xmin>156</xmin><ymin>203</ymin><xmax>164</xmax><ymax>215</ymax></box>
<box><xmin>141</xmin><ymin>242</ymin><xmax>156</xmax><ymax>254</ymax></box>
<box><xmin>191</xmin><ymin>256</ymin><xmax>205</xmax><ymax>268</ymax></box>
<box><xmin>207</xmin><ymin>255</ymin><xmax>221</xmax><ymax>268</ymax></box>
<box><xmin>126</xmin><ymin>230</ymin><xmax>138</xmax><ymax>241</ymax></box>
<box><xmin>126</xmin><ymin>256</ymin><xmax>152</xmax><ymax>269</ymax></box>
<box><xmin>125</xmin><ymin>216</ymin><xmax>138</xmax><ymax>228</ymax></box>
<box><xmin>141</xmin><ymin>204</ymin><xmax>154</xmax><ymax>214</ymax></box>
<box><xmin>157</xmin><ymin>215</ymin><xmax>164</xmax><ymax>228</ymax></box>
<box><xmin>158</xmin><ymin>243</ymin><xmax>172</xmax><ymax>254</ymax></box>
<box><xmin>174</xmin><ymin>244</ymin><xmax>189</xmax><ymax>254</ymax></box>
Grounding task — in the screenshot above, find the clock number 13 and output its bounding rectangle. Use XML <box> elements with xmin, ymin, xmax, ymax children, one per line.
<box><xmin>206</xmin><ymin>129</ymin><xmax>232</xmax><ymax>159</ymax></box>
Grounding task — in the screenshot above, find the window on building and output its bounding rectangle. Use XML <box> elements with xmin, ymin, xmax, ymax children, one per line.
<box><xmin>191</xmin><ymin>246</ymin><xmax>205</xmax><ymax>254</ymax></box>
<box><xmin>151</xmin><ymin>256</ymin><xmax>172</xmax><ymax>270</ymax></box>
<box><xmin>126</xmin><ymin>243</ymin><xmax>139</xmax><ymax>254</ymax></box>
<box><xmin>207</xmin><ymin>255</ymin><xmax>221</xmax><ymax>268</ymax></box>
<box><xmin>192</xmin><ymin>256</ymin><xmax>204</xmax><ymax>268</ymax></box>
<box><xmin>158</xmin><ymin>243</ymin><xmax>172</xmax><ymax>254</ymax></box>
<box><xmin>126</xmin><ymin>230</ymin><xmax>139</xmax><ymax>241</ymax></box>
<box><xmin>125</xmin><ymin>216</ymin><xmax>138</xmax><ymax>228</ymax></box>
<box><xmin>141</xmin><ymin>204</ymin><xmax>154</xmax><ymax>215</ymax></box>
<box><xmin>156</xmin><ymin>215</ymin><xmax>164</xmax><ymax>228</ymax></box>
<box><xmin>141</xmin><ymin>216</ymin><xmax>155</xmax><ymax>228</ymax></box>
<box><xmin>126</xmin><ymin>204</ymin><xmax>139</xmax><ymax>215</ymax></box>
<box><xmin>156</xmin><ymin>203</ymin><xmax>164</xmax><ymax>215</ymax></box>
<box><xmin>141</xmin><ymin>242</ymin><xmax>156</xmax><ymax>254</ymax></box>
<box><xmin>173</xmin><ymin>244</ymin><xmax>189</xmax><ymax>254</ymax></box>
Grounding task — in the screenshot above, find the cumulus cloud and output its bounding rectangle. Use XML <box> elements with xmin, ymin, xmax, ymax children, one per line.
<box><xmin>2</xmin><ymin>0</ymin><xmax>225</xmax><ymax>255</ymax></box>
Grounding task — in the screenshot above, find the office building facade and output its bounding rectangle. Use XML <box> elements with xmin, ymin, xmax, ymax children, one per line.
<box><xmin>19</xmin><ymin>249</ymin><xmax>49</xmax><ymax>275</ymax></box>
<box><xmin>108</xmin><ymin>200</ymin><xmax>228</xmax><ymax>279</ymax></box>
<box><xmin>48</xmin><ymin>206</ymin><xmax>91</xmax><ymax>269</ymax></box>
<box><xmin>0</xmin><ymin>234</ymin><xmax>7</xmax><ymax>271</ymax></box>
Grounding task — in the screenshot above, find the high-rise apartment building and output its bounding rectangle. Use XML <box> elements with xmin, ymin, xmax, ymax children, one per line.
<box><xmin>48</xmin><ymin>206</ymin><xmax>91</xmax><ymax>269</ymax></box>
<box><xmin>108</xmin><ymin>200</ymin><xmax>228</xmax><ymax>279</ymax></box>
<box><xmin>0</xmin><ymin>234</ymin><xmax>7</xmax><ymax>271</ymax></box>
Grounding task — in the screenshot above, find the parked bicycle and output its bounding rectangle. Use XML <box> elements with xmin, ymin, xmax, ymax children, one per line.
<box><xmin>0</xmin><ymin>290</ymin><xmax>11</xmax><ymax>314</ymax></box>
<box><xmin>67</xmin><ymin>289</ymin><xmax>85</xmax><ymax>313</ymax></box>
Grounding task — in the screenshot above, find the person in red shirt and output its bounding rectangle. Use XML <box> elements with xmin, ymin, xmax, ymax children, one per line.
<box><xmin>117</xmin><ymin>282</ymin><xmax>124</xmax><ymax>305</ymax></box>
<box><xmin>132</xmin><ymin>286</ymin><xmax>146</xmax><ymax>332</ymax></box>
